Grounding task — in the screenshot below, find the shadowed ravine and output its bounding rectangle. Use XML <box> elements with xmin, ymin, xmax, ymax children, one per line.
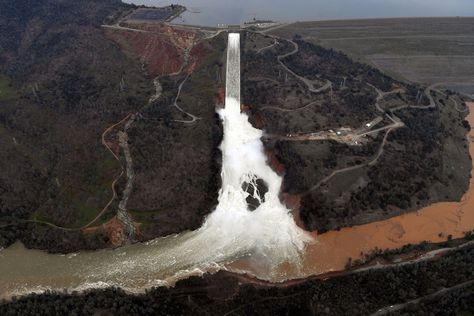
<box><xmin>0</xmin><ymin>33</ymin><xmax>311</xmax><ymax>299</ymax></box>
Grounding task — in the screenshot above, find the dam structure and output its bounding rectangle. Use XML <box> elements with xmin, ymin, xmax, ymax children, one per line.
<box><xmin>0</xmin><ymin>33</ymin><xmax>311</xmax><ymax>299</ymax></box>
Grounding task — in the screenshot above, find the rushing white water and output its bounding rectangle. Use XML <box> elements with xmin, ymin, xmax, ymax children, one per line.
<box><xmin>211</xmin><ymin>33</ymin><xmax>312</xmax><ymax>268</ymax></box>
<box><xmin>0</xmin><ymin>33</ymin><xmax>311</xmax><ymax>298</ymax></box>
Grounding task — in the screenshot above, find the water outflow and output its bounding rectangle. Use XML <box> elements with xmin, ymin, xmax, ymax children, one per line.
<box><xmin>0</xmin><ymin>33</ymin><xmax>311</xmax><ymax>298</ymax></box>
<box><xmin>211</xmin><ymin>33</ymin><xmax>312</xmax><ymax>268</ymax></box>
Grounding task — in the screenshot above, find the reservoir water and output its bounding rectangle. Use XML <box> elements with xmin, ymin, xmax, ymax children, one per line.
<box><xmin>124</xmin><ymin>0</ymin><xmax>474</xmax><ymax>27</ymax></box>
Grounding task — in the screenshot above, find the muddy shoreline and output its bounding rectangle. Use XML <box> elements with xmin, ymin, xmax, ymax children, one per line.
<box><xmin>301</xmin><ymin>102</ymin><xmax>474</xmax><ymax>274</ymax></box>
<box><xmin>228</xmin><ymin>102</ymin><xmax>474</xmax><ymax>281</ymax></box>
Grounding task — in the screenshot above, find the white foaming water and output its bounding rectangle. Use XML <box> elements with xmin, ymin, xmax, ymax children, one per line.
<box><xmin>0</xmin><ymin>33</ymin><xmax>311</xmax><ymax>298</ymax></box>
<box><xmin>209</xmin><ymin>33</ymin><xmax>312</xmax><ymax>267</ymax></box>
<box><xmin>102</xmin><ymin>33</ymin><xmax>312</xmax><ymax>276</ymax></box>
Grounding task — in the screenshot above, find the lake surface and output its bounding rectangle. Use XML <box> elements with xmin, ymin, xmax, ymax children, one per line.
<box><xmin>123</xmin><ymin>0</ymin><xmax>474</xmax><ymax>26</ymax></box>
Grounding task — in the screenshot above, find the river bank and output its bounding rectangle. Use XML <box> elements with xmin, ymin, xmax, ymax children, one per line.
<box><xmin>1</xmin><ymin>96</ymin><xmax>472</xmax><ymax>298</ymax></box>
<box><xmin>228</xmin><ymin>102</ymin><xmax>474</xmax><ymax>281</ymax></box>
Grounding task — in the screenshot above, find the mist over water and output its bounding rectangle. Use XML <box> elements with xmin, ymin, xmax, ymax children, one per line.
<box><xmin>0</xmin><ymin>33</ymin><xmax>311</xmax><ymax>298</ymax></box>
<box><xmin>213</xmin><ymin>33</ymin><xmax>311</xmax><ymax>268</ymax></box>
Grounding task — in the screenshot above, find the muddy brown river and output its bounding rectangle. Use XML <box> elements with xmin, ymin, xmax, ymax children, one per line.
<box><xmin>1</xmin><ymin>100</ymin><xmax>473</xmax><ymax>298</ymax></box>
<box><xmin>230</xmin><ymin>102</ymin><xmax>474</xmax><ymax>278</ymax></box>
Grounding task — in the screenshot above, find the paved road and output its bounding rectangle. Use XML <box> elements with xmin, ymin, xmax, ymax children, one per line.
<box><xmin>260</xmin><ymin>100</ymin><xmax>320</xmax><ymax>112</ymax></box>
<box><xmin>384</xmin><ymin>83</ymin><xmax>437</xmax><ymax>112</ymax></box>
<box><xmin>172</xmin><ymin>74</ymin><xmax>201</xmax><ymax>124</ymax></box>
<box><xmin>23</xmin><ymin>113</ymin><xmax>135</xmax><ymax>231</ymax></box>
<box><xmin>250</xmin><ymin>29</ymin><xmax>447</xmax><ymax>195</ymax></box>
<box><xmin>303</xmin><ymin>86</ymin><xmax>420</xmax><ymax>193</ymax></box>
<box><xmin>434</xmin><ymin>88</ymin><xmax>469</xmax><ymax>113</ymax></box>
<box><xmin>368</xmin><ymin>83</ymin><xmax>404</xmax><ymax>112</ymax></box>
<box><xmin>101</xmin><ymin>24</ymin><xmax>149</xmax><ymax>33</ymax></box>
<box><xmin>260</xmin><ymin>22</ymin><xmax>294</xmax><ymax>34</ymax></box>
<box><xmin>257</xmin><ymin>39</ymin><xmax>278</xmax><ymax>54</ymax></box>
<box><xmin>370</xmin><ymin>278</ymin><xmax>474</xmax><ymax>315</ymax></box>
<box><xmin>275</xmin><ymin>38</ymin><xmax>333</xmax><ymax>93</ymax></box>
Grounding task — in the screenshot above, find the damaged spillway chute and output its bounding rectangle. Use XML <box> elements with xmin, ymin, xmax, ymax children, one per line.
<box><xmin>210</xmin><ymin>32</ymin><xmax>313</xmax><ymax>270</ymax></box>
<box><xmin>103</xmin><ymin>32</ymin><xmax>313</xmax><ymax>277</ymax></box>
<box><xmin>0</xmin><ymin>33</ymin><xmax>313</xmax><ymax>299</ymax></box>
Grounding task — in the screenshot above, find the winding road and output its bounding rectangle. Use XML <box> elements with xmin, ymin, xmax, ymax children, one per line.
<box><xmin>23</xmin><ymin>113</ymin><xmax>135</xmax><ymax>231</ymax></box>
<box><xmin>23</xmin><ymin>22</ymin><xmax>207</xmax><ymax>231</ymax></box>
<box><xmin>172</xmin><ymin>74</ymin><xmax>201</xmax><ymax>124</ymax></box>
<box><xmin>257</xmin><ymin>39</ymin><xmax>278</xmax><ymax>54</ymax></box>
<box><xmin>369</xmin><ymin>279</ymin><xmax>474</xmax><ymax>315</ymax></box>
<box><xmin>302</xmin><ymin>78</ymin><xmax>448</xmax><ymax>192</ymax></box>
<box><xmin>276</xmin><ymin>39</ymin><xmax>333</xmax><ymax>93</ymax></box>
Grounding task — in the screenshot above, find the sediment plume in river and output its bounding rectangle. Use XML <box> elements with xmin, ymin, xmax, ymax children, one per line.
<box><xmin>228</xmin><ymin>102</ymin><xmax>474</xmax><ymax>280</ymax></box>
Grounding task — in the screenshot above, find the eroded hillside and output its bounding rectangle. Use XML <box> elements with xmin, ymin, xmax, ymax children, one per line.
<box><xmin>0</xmin><ymin>0</ymin><xmax>225</xmax><ymax>252</ymax></box>
<box><xmin>241</xmin><ymin>31</ymin><xmax>471</xmax><ymax>233</ymax></box>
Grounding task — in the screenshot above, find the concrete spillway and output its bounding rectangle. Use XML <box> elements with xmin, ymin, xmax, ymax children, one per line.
<box><xmin>0</xmin><ymin>33</ymin><xmax>311</xmax><ymax>299</ymax></box>
<box><xmin>216</xmin><ymin>33</ymin><xmax>312</xmax><ymax>269</ymax></box>
<box><xmin>225</xmin><ymin>33</ymin><xmax>241</xmax><ymax>103</ymax></box>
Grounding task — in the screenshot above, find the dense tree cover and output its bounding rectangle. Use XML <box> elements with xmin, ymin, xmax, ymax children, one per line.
<box><xmin>349</xmin><ymin>108</ymin><xmax>442</xmax><ymax>211</ymax></box>
<box><xmin>1</xmin><ymin>244</ymin><xmax>473</xmax><ymax>315</ymax></box>
<box><xmin>392</xmin><ymin>283</ymin><xmax>474</xmax><ymax>315</ymax></box>
<box><xmin>301</xmin><ymin>101</ymin><xmax>470</xmax><ymax>233</ymax></box>
<box><xmin>125</xmin><ymin>35</ymin><xmax>226</xmax><ymax>238</ymax></box>
<box><xmin>0</xmin><ymin>0</ymin><xmax>155</xmax><ymax>252</ymax></box>
<box><xmin>0</xmin><ymin>0</ymin><xmax>130</xmax><ymax>76</ymax></box>
<box><xmin>0</xmin><ymin>0</ymin><xmax>227</xmax><ymax>252</ymax></box>
<box><xmin>240</xmin><ymin>32</ymin><xmax>470</xmax><ymax>234</ymax></box>
<box><xmin>295</xmin><ymin>52</ymin><xmax>470</xmax><ymax>232</ymax></box>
